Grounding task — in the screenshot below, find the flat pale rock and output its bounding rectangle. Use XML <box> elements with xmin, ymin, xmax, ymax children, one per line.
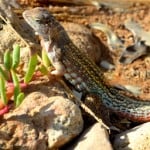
<box><xmin>113</xmin><ymin>122</ymin><xmax>150</xmax><ymax>150</ymax></box>
<box><xmin>67</xmin><ymin>123</ymin><xmax>113</xmax><ymax>150</ymax></box>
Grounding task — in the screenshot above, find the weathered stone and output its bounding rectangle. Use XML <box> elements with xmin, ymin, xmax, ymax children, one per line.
<box><xmin>45</xmin><ymin>96</ymin><xmax>83</xmax><ymax>149</ymax></box>
<box><xmin>113</xmin><ymin>122</ymin><xmax>150</xmax><ymax>150</ymax></box>
<box><xmin>0</xmin><ymin>92</ymin><xmax>83</xmax><ymax>149</ymax></box>
<box><xmin>67</xmin><ymin>123</ymin><xmax>113</xmax><ymax>150</ymax></box>
<box><xmin>0</xmin><ymin>112</ymin><xmax>47</xmax><ymax>150</ymax></box>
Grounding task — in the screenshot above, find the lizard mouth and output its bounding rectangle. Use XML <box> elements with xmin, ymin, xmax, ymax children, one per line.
<box><xmin>22</xmin><ymin>10</ymin><xmax>30</xmax><ymax>20</ymax></box>
<box><xmin>22</xmin><ymin>10</ymin><xmax>34</xmax><ymax>27</ymax></box>
<box><xmin>23</xmin><ymin>10</ymin><xmax>42</xmax><ymax>34</ymax></box>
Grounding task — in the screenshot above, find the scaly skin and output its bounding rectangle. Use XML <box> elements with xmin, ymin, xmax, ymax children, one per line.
<box><xmin>23</xmin><ymin>7</ymin><xmax>150</xmax><ymax>122</ymax></box>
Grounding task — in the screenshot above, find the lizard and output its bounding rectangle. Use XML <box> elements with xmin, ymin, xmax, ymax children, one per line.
<box><xmin>23</xmin><ymin>7</ymin><xmax>150</xmax><ymax>122</ymax></box>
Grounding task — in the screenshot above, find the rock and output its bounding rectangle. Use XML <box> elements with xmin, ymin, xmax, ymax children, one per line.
<box><xmin>0</xmin><ymin>114</ymin><xmax>47</xmax><ymax>150</ymax></box>
<box><xmin>119</xmin><ymin>40</ymin><xmax>148</xmax><ymax>65</ymax></box>
<box><xmin>61</xmin><ymin>22</ymin><xmax>103</xmax><ymax>64</ymax></box>
<box><xmin>113</xmin><ymin>122</ymin><xmax>150</xmax><ymax>150</ymax></box>
<box><xmin>0</xmin><ymin>1</ymin><xmax>40</xmax><ymax>63</ymax></box>
<box><xmin>0</xmin><ymin>92</ymin><xmax>83</xmax><ymax>149</ymax></box>
<box><xmin>90</xmin><ymin>22</ymin><xmax>124</xmax><ymax>52</ymax></box>
<box><xmin>67</xmin><ymin>123</ymin><xmax>113</xmax><ymax>150</ymax></box>
<box><xmin>45</xmin><ymin>96</ymin><xmax>83</xmax><ymax>149</ymax></box>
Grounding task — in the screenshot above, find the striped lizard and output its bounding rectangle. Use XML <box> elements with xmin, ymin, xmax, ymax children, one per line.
<box><xmin>23</xmin><ymin>7</ymin><xmax>150</xmax><ymax>122</ymax></box>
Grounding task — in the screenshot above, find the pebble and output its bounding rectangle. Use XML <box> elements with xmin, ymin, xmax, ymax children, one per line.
<box><xmin>113</xmin><ymin>122</ymin><xmax>150</xmax><ymax>150</ymax></box>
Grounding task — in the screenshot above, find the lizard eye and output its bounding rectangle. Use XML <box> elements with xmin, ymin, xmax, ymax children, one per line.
<box><xmin>35</xmin><ymin>19</ymin><xmax>42</xmax><ymax>23</ymax></box>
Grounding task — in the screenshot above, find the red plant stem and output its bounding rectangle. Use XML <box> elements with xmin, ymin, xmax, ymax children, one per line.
<box><xmin>0</xmin><ymin>105</ymin><xmax>10</xmax><ymax>115</ymax></box>
<box><xmin>7</xmin><ymin>82</ymin><xmax>28</xmax><ymax>89</ymax></box>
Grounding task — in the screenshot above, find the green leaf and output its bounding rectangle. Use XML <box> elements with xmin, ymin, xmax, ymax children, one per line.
<box><xmin>4</xmin><ymin>50</ymin><xmax>12</xmax><ymax>70</ymax></box>
<box><xmin>38</xmin><ymin>64</ymin><xmax>49</xmax><ymax>75</ymax></box>
<box><xmin>0</xmin><ymin>66</ymin><xmax>8</xmax><ymax>80</ymax></box>
<box><xmin>0</xmin><ymin>77</ymin><xmax>7</xmax><ymax>105</ymax></box>
<box><xmin>11</xmin><ymin>69</ymin><xmax>19</xmax><ymax>87</ymax></box>
<box><xmin>12</xmin><ymin>44</ymin><xmax>20</xmax><ymax>69</ymax></box>
<box><xmin>15</xmin><ymin>92</ymin><xmax>24</xmax><ymax>107</ymax></box>
<box><xmin>42</xmin><ymin>49</ymin><xmax>51</xmax><ymax>68</ymax></box>
<box><xmin>24</xmin><ymin>54</ymin><xmax>38</xmax><ymax>83</ymax></box>
<box><xmin>11</xmin><ymin>69</ymin><xmax>20</xmax><ymax>102</ymax></box>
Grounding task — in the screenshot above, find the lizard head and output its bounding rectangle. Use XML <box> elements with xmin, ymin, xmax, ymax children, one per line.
<box><xmin>23</xmin><ymin>7</ymin><xmax>71</xmax><ymax>53</ymax></box>
<box><xmin>23</xmin><ymin>7</ymin><xmax>64</xmax><ymax>41</ymax></box>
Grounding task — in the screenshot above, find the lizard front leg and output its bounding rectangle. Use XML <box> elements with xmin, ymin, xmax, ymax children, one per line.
<box><xmin>41</xmin><ymin>38</ymin><xmax>66</xmax><ymax>76</ymax></box>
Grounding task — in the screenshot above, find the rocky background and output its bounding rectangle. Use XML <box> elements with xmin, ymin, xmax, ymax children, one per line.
<box><xmin>0</xmin><ymin>0</ymin><xmax>150</xmax><ymax>149</ymax></box>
